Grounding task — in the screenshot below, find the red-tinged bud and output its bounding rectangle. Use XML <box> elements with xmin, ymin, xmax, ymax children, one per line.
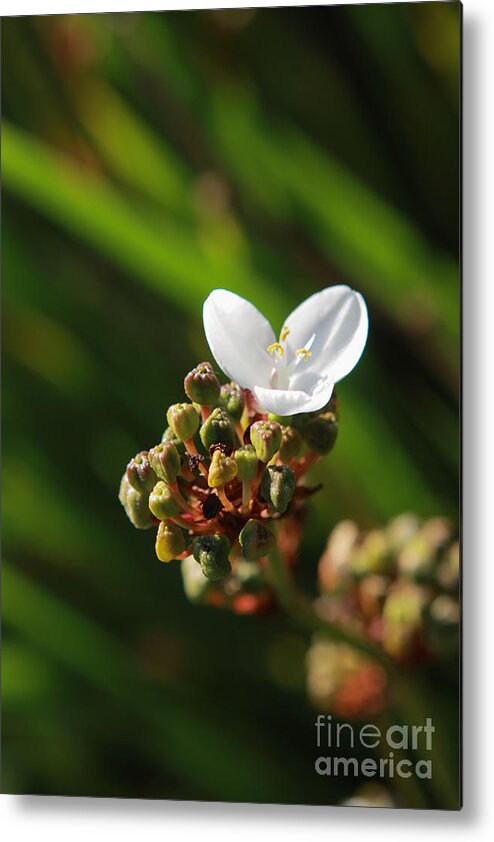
<box><xmin>219</xmin><ymin>381</ymin><xmax>245</xmax><ymax>421</ymax></box>
<box><xmin>148</xmin><ymin>441</ymin><xmax>181</xmax><ymax>484</ymax></box>
<box><xmin>250</xmin><ymin>420</ymin><xmax>282</xmax><ymax>463</ymax></box>
<box><xmin>184</xmin><ymin>361</ymin><xmax>221</xmax><ymax>406</ymax></box>
<box><xmin>126</xmin><ymin>451</ymin><xmax>158</xmax><ymax>493</ymax></box>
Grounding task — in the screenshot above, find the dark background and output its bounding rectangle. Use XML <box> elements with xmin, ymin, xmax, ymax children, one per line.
<box><xmin>2</xmin><ymin>3</ymin><xmax>460</xmax><ymax>806</ymax></box>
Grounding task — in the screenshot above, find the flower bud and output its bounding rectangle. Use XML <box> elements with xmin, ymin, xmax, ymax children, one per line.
<box><xmin>318</xmin><ymin>520</ymin><xmax>360</xmax><ymax>593</ymax></box>
<box><xmin>234</xmin><ymin>445</ymin><xmax>258</xmax><ymax>482</ymax></box>
<box><xmin>181</xmin><ymin>554</ymin><xmax>211</xmax><ymax>602</ymax></box>
<box><xmin>261</xmin><ymin>465</ymin><xmax>296</xmax><ymax>513</ymax></box>
<box><xmin>149</xmin><ymin>481</ymin><xmax>180</xmax><ymax>520</ymax></box>
<box><xmin>148</xmin><ymin>441</ymin><xmax>181</xmax><ymax>484</ymax></box>
<box><xmin>166</xmin><ymin>403</ymin><xmax>200</xmax><ymax>442</ymax></box>
<box><xmin>207</xmin><ymin>449</ymin><xmax>238</xmax><ymax>488</ymax></box>
<box><xmin>384</xmin><ymin>583</ymin><xmax>425</xmax><ymax>627</ymax></box>
<box><xmin>218</xmin><ymin>381</ymin><xmax>245</xmax><ymax>421</ymax></box>
<box><xmin>386</xmin><ymin>513</ymin><xmax>420</xmax><ymax>554</ymax></box>
<box><xmin>192</xmin><ymin>534</ymin><xmax>232</xmax><ymax>580</ymax></box>
<box><xmin>250</xmin><ymin>420</ymin><xmax>282</xmax><ymax>463</ymax></box>
<box><xmin>119</xmin><ymin>474</ymin><xmax>155</xmax><ymax>529</ymax></box>
<box><xmin>268</xmin><ymin>413</ymin><xmax>293</xmax><ymax>426</ymax></box>
<box><xmin>351</xmin><ymin>529</ymin><xmax>391</xmax><ymax>577</ymax></box>
<box><xmin>306</xmin><ymin>638</ymin><xmax>387</xmax><ymax>719</ymax></box>
<box><xmin>382</xmin><ymin>581</ymin><xmax>427</xmax><ymax>659</ymax></box>
<box><xmin>279</xmin><ymin>426</ymin><xmax>303</xmax><ymax>462</ymax></box>
<box><xmin>184</xmin><ymin>361</ymin><xmax>221</xmax><ymax>406</ymax></box>
<box><xmin>397</xmin><ymin>533</ymin><xmax>435</xmax><ymax>580</ymax></box>
<box><xmin>126</xmin><ymin>451</ymin><xmax>158</xmax><ymax>493</ymax></box>
<box><xmin>155</xmin><ymin>519</ymin><xmax>186</xmax><ymax>563</ymax></box>
<box><xmin>200</xmin><ymin>406</ymin><xmax>236</xmax><ymax>450</ymax></box>
<box><xmin>358</xmin><ymin>575</ymin><xmax>388</xmax><ymax>619</ymax></box>
<box><xmin>239</xmin><ymin>518</ymin><xmax>274</xmax><ymax>560</ymax></box>
<box><xmin>300</xmin><ymin>409</ymin><xmax>338</xmax><ymax>454</ymax></box>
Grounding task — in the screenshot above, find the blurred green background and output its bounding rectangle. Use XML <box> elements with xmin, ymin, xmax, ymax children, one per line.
<box><xmin>2</xmin><ymin>3</ymin><xmax>460</xmax><ymax>806</ymax></box>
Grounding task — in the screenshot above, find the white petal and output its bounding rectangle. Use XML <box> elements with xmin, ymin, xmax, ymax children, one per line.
<box><xmin>254</xmin><ymin>379</ymin><xmax>333</xmax><ymax>416</ymax></box>
<box><xmin>203</xmin><ymin>289</ymin><xmax>275</xmax><ymax>389</ymax></box>
<box><xmin>284</xmin><ymin>285</ymin><xmax>368</xmax><ymax>384</ymax></box>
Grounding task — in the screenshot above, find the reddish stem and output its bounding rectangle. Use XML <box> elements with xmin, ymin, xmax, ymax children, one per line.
<box><xmin>294</xmin><ymin>451</ymin><xmax>320</xmax><ymax>479</ymax></box>
<box><xmin>217</xmin><ymin>487</ymin><xmax>237</xmax><ymax>514</ymax></box>
<box><xmin>185</xmin><ymin>438</ymin><xmax>209</xmax><ymax>477</ymax></box>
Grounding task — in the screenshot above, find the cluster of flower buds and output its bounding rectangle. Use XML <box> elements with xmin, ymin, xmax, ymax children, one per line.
<box><xmin>306</xmin><ymin>513</ymin><xmax>459</xmax><ymax>718</ymax></box>
<box><xmin>119</xmin><ymin>362</ymin><xmax>339</xmax><ymax>613</ymax></box>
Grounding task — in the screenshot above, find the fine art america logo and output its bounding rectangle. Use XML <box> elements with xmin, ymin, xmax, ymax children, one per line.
<box><xmin>314</xmin><ymin>715</ymin><xmax>435</xmax><ymax>780</ymax></box>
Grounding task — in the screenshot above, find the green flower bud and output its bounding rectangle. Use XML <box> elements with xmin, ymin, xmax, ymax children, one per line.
<box><xmin>234</xmin><ymin>445</ymin><xmax>258</xmax><ymax>482</ymax></box>
<box><xmin>119</xmin><ymin>474</ymin><xmax>155</xmax><ymax>529</ymax></box>
<box><xmin>239</xmin><ymin>518</ymin><xmax>274</xmax><ymax>561</ymax></box>
<box><xmin>199</xmin><ymin>406</ymin><xmax>235</xmax><ymax>450</ymax></box>
<box><xmin>250</xmin><ymin>420</ymin><xmax>282</xmax><ymax>463</ymax></box>
<box><xmin>155</xmin><ymin>519</ymin><xmax>186</xmax><ymax>563</ymax></box>
<box><xmin>148</xmin><ymin>441</ymin><xmax>181</xmax><ymax>484</ymax></box>
<box><xmin>382</xmin><ymin>581</ymin><xmax>427</xmax><ymax>658</ymax></box>
<box><xmin>268</xmin><ymin>413</ymin><xmax>293</xmax><ymax>426</ymax></box>
<box><xmin>384</xmin><ymin>586</ymin><xmax>424</xmax><ymax>626</ymax></box>
<box><xmin>397</xmin><ymin>532</ymin><xmax>435</xmax><ymax>580</ymax></box>
<box><xmin>149</xmin><ymin>481</ymin><xmax>180</xmax><ymax>520</ymax></box>
<box><xmin>261</xmin><ymin>465</ymin><xmax>296</xmax><ymax>513</ymax></box>
<box><xmin>218</xmin><ymin>381</ymin><xmax>245</xmax><ymax>421</ymax></box>
<box><xmin>279</xmin><ymin>426</ymin><xmax>303</xmax><ymax>462</ymax></box>
<box><xmin>125</xmin><ymin>451</ymin><xmax>158</xmax><ymax>493</ymax></box>
<box><xmin>300</xmin><ymin>409</ymin><xmax>338</xmax><ymax>454</ymax></box>
<box><xmin>181</xmin><ymin>554</ymin><xmax>211</xmax><ymax>602</ymax></box>
<box><xmin>184</xmin><ymin>361</ymin><xmax>221</xmax><ymax>406</ymax></box>
<box><xmin>351</xmin><ymin>529</ymin><xmax>391</xmax><ymax>577</ymax></box>
<box><xmin>386</xmin><ymin>513</ymin><xmax>420</xmax><ymax>554</ymax></box>
<box><xmin>208</xmin><ymin>449</ymin><xmax>238</xmax><ymax>488</ymax></box>
<box><xmin>192</xmin><ymin>534</ymin><xmax>232</xmax><ymax>580</ymax></box>
<box><xmin>161</xmin><ymin>425</ymin><xmax>186</xmax><ymax>454</ymax></box>
<box><xmin>166</xmin><ymin>403</ymin><xmax>200</xmax><ymax>442</ymax></box>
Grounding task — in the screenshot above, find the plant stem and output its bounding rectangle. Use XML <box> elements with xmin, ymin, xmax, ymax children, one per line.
<box><xmin>218</xmin><ymin>487</ymin><xmax>237</xmax><ymax>514</ymax></box>
<box><xmin>242</xmin><ymin>480</ymin><xmax>251</xmax><ymax>514</ymax></box>
<box><xmin>170</xmin><ymin>483</ymin><xmax>200</xmax><ymax>516</ymax></box>
<box><xmin>265</xmin><ymin>544</ymin><xmax>393</xmax><ymax>670</ymax></box>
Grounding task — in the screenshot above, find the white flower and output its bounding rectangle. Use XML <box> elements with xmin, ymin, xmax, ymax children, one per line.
<box><xmin>202</xmin><ymin>285</ymin><xmax>368</xmax><ymax>416</ymax></box>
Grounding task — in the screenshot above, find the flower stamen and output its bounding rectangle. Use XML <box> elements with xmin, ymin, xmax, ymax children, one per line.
<box><xmin>295</xmin><ymin>347</ymin><xmax>312</xmax><ymax>361</ymax></box>
<box><xmin>267</xmin><ymin>342</ymin><xmax>285</xmax><ymax>358</ymax></box>
<box><xmin>280</xmin><ymin>326</ymin><xmax>290</xmax><ymax>342</ymax></box>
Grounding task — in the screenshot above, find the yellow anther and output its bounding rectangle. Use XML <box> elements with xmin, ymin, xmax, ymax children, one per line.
<box><xmin>267</xmin><ymin>342</ymin><xmax>285</xmax><ymax>357</ymax></box>
<box><xmin>280</xmin><ymin>326</ymin><xmax>290</xmax><ymax>342</ymax></box>
<box><xmin>296</xmin><ymin>347</ymin><xmax>312</xmax><ymax>361</ymax></box>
